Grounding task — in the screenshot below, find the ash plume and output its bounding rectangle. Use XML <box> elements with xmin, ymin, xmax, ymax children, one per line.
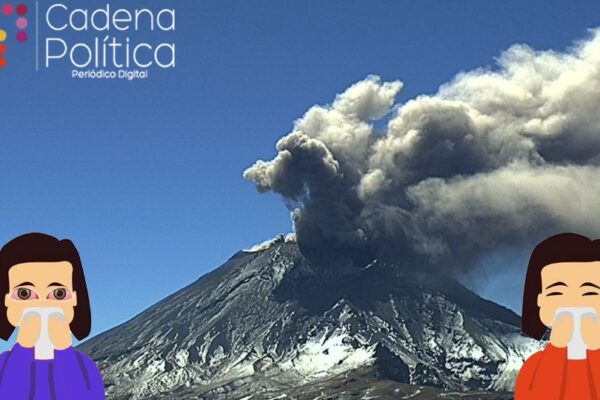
<box><xmin>244</xmin><ymin>28</ymin><xmax>600</xmax><ymax>270</ymax></box>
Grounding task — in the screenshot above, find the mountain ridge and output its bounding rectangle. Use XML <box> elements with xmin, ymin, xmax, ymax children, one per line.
<box><xmin>80</xmin><ymin>237</ymin><xmax>541</xmax><ymax>399</ymax></box>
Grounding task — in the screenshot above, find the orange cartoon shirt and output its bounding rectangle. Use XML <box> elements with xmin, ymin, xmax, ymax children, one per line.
<box><xmin>516</xmin><ymin>344</ymin><xmax>600</xmax><ymax>400</ymax></box>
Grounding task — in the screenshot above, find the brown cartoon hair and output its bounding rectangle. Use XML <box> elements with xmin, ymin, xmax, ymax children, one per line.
<box><xmin>0</xmin><ymin>233</ymin><xmax>91</xmax><ymax>341</ymax></box>
<box><xmin>522</xmin><ymin>232</ymin><xmax>600</xmax><ymax>340</ymax></box>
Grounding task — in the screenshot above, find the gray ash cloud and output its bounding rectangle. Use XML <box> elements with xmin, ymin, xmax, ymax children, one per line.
<box><xmin>244</xmin><ymin>29</ymin><xmax>600</xmax><ymax>270</ymax></box>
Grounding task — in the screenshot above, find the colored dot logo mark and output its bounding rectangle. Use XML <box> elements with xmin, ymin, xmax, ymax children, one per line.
<box><xmin>0</xmin><ymin>2</ymin><xmax>28</xmax><ymax>69</ymax></box>
<box><xmin>0</xmin><ymin>29</ymin><xmax>5</xmax><ymax>69</ymax></box>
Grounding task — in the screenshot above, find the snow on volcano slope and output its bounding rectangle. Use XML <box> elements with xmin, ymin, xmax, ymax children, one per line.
<box><xmin>79</xmin><ymin>239</ymin><xmax>541</xmax><ymax>399</ymax></box>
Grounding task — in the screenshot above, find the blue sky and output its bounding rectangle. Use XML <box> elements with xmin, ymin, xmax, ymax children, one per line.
<box><xmin>0</xmin><ymin>0</ymin><xmax>599</xmax><ymax>351</ymax></box>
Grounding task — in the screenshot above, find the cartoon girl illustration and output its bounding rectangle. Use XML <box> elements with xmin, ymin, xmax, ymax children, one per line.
<box><xmin>0</xmin><ymin>233</ymin><xmax>105</xmax><ymax>399</ymax></box>
<box><xmin>516</xmin><ymin>232</ymin><xmax>600</xmax><ymax>399</ymax></box>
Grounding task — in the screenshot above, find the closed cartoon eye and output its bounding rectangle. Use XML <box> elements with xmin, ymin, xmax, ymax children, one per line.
<box><xmin>546</xmin><ymin>292</ymin><xmax>564</xmax><ymax>296</ymax></box>
<box><xmin>11</xmin><ymin>287</ymin><xmax>39</xmax><ymax>300</ymax></box>
<box><xmin>46</xmin><ymin>288</ymin><xmax>72</xmax><ymax>300</ymax></box>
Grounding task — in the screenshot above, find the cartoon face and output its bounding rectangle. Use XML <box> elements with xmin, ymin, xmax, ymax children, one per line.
<box><xmin>4</xmin><ymin>261</ymin><xmax>78</xmax><ymax>327</ymax></box>
<box><xmin>537</xmin><ymin>261</ymin><xmax>600</xmax><ymax>327</ymax></box>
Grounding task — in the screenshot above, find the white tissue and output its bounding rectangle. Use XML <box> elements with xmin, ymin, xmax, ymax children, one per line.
<box><xmin>553</xmin><ymin>306</ymin><xmax>598</xmax><ymax>360</ymax></box>
<box><xmin>20</xmin><ymin>307</ymin><xmax>65</xmax><ymax>360</ymax></box>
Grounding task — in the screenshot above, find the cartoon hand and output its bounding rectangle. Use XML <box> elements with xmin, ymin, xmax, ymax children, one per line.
<box><xmin>581</xmin><ymin>314</ymin><xmax>600</xmax><ymax>350</ymax></box>
<box><xmin>550</xmin><ymin>313</ymin><xmax>573</xmax><ymax>348</ymax></box>
<box><xmin>48</xmin><ymin>314</ymin><xmax>72</xmax><ymax>350</ymax></box>
<box><xmin>17</xmin><ymin>313</ymin><xmax>41</xmax><ymax>348</ymax></box>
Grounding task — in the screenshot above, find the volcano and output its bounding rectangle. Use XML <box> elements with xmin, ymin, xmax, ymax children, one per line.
<box><xmin>79</xmin><ymin>235</ymin><xmax>541</xmax><ymax>399</ymax></box>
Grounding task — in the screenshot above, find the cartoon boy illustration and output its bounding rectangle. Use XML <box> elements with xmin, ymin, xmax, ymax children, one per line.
<box><xmin>516</xmin><ymin>232</ymin><xmax>600</xmax><ymax>399</ymax></box>
<box><xmin>0</xmin><ymin>233</ymin><xmax>105</xmax><ymax>399</ymax></box>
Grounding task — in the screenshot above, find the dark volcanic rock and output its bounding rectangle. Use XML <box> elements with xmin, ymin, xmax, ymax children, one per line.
<box><xmin>79</xmin><ymin>236</ymin><xmax>540</xmax><ymax>399</ymax></box>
